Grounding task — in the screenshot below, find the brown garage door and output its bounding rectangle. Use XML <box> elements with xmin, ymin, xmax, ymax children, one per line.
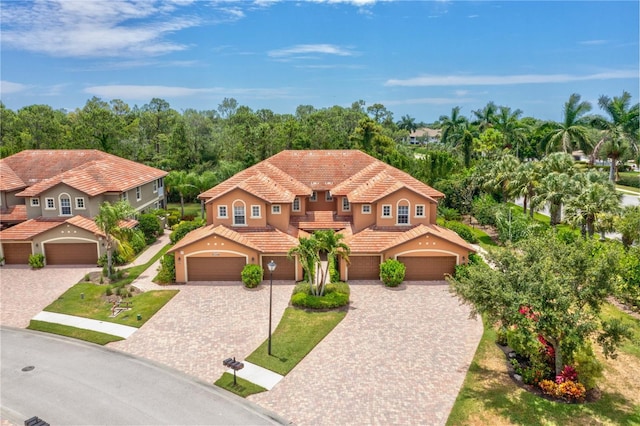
<box><xmin>348</xmin><ymin>256</ymin><xmax>380</xmax><ymax>280</ymax></box>
<box><xmin>398</xmin><ymin>256</ymin><xmax>457</xmax><ymax>281</ymax></box>
<box><xmin>2</xmin><ymin>243</ymin><xmax>32</xmax><ymax>264</ymax></box>
<box><xmin>262</xmin><ymin>256</ymin><xmax>295</xmax><ymax>280</ymax></box>
<box><xmin>187</xmin><ymin>256</ymin><xmax>246</xmax><ymax>281</ymax></box>
<box><xmin>45</xmin><ymin>242</ymin><xmax>98</xmax><ymax>265</ymax></box>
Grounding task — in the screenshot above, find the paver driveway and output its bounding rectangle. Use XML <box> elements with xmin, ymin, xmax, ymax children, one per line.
<box><xmin>108</xmin><ymin>281</ymin><xmax>295</xmax><ymax>384</ymax></box>
<box><xmin>0</xmin><ymin>265</ymin><xmax>98</xmax><ymax>328</ymax></box>
<box><xmin>250</xmin><ymin>282</ymin><xmax>482</xmax><ymax>426</ymax></box>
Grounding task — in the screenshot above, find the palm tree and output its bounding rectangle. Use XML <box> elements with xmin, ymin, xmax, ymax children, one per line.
<box><xmin>165</xmin><ymin>170</ymin><xmax>199</xmax><ymax>218</ymax></box>
<box><xmin>591</xmin><ymin>91</ymin><xmax>640</xmax><ymax>180</ymax></box>
<box><xmin>531</xmin><ymin>172</ymin><xmax>574</xmax><ymax>226</ymax></box>
<box><xmin>314</xmin><ymin>229</ymin><xmax>351</xmax><ymax>295</ymax></box>
<box><xmin>483</xmin><ymin>154</ymin><xmax>520</xmax><ymax>202</ymax></box>
<box><xmin>95</xmin><ymin>201</ymin><xmax>136</xmax><ymax>278</ymax></box>
<box><xmin>508</xmin><ymin>161</ymin><xmax>543</xmax><ymax>217</ymax></box>
<box><xmin>287</xmin><ymin>237</ymin><xmax>320</xmax><ymax>294</ymax></box>
<box><xmin>616</xmin><ymin>205</ymin><xmax>640</xmax><ymax>249</ymax></box>
<box><xmin>472</xmin><ymin>101</ymin><xmax>498</xmax><ymax>131</ymax></box>
<box><xmin>439</xmin><ymin>106</ymin><xmax>468</xmax><ymax>147</ymax></box>
<box><xmin>541</xmin><ymin>93</ymin><xmax>593</xmax><ymax>154</ymax></box>
<box><xmin>564</xmin><ymin>176</ymin><xmax>620</xmax><ymax>238</ymax></box>
<box><xmin>397</xmin><ymin>114</ymin><xmax>418</xmax><ymax>133</ymax></box>
<box><xmin>540</xmin><ymin>152</ymin><xmax>576</xmax><ymax>175</ymax></box>
<box><xmin>492</xmin><ymin>106</ymin><xmax>528</xmax><ymax>158</ymax></box>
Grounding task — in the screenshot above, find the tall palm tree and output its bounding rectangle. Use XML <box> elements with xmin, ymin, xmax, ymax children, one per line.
<box><xmin>531</xmin><ymin>172</ymin><xmax>574</xmax><ymax>226</ymax></box>
<box><xmin>165</xmin><ymin>170</ymin><xmax>198</xmax><ymax>218</ymax></box>
<box><xmin>564</xmin><ymin>176</ymin><xmax>620</xmax><ymax>238</ymax></box>
<box><xmin>508</xmin><ymin>161</ymin><xmax>544</xmax><ymax>217</ymax></box>
<box><xmin>472</xmin><ymin>101</ymin><xmax>498</xmax><ymax>131</ymax></box>
<box><xmin>540</xmin><ymin>152</ymin><xmax>576</xmax><ymax>175</ymax></box>
<box><xmin>541</xmin><ymin>93</ymin><xmax>593</xmax><ymax>154</ymax></box>
<box><xmin>492</xmin><ymin>106</ymin><xmax>528</xmax><ymax>158</ymax></box>
<box><xmin>397</xmin><ymin>114</ymin><xmax>418</xmax><ymax>133</ymax></box>
<box><xmin>438</xmin><ymin>106</ymin><xmax>468</xmax><ymax>147</ymax></box>
<box><xmin>287</xmin><ymin>237</ymin><xmax>320</xmax><ymax>294</ymax></box>
<box><xmin>314</xmin><ymin>229</ymin><xmax>351</xmax><ymax>295</ymax></box>
<box><xmin>483</xmin><ymin>154</ymin><xmax>520</xmax><ymax>202</ymax></box>
<box><xmin>591</xmin><ymin>91</ymin><xmax>640</xmax><ymax>179</ymax></box>
<box><xmin>95</xmin><ymin>201</ymin><xmax>136</xmax><ymax>278</ymax></box>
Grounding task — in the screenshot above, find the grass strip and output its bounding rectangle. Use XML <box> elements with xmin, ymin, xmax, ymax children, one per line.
<box><xmin>214</xmin><ymin>373</ymin><xmax>267</xmax><ymax>398</ymax></box>
<box><xmin>245</xmin><ymin>307</ymin><xmax>346</xmax><ymax>376</ymax></box>
<box><xmin>44</xmin><ymin>285</ymin><xmax>178</xmax><ymax>327</ymax></box>
<box><xmin>110</xmin><ymin>244</ymin><xmax>172</xmax><ymax>287</ymax></box>
<box><xmin>28</xmin><ymin>320</ymin><xmax>123</xmax><ymax>345</ymax></box>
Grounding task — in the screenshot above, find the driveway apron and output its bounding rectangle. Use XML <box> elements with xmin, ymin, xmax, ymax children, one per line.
<box><xmin>249</xmin><ymin>282</ymin><xmax>482</xmax><ymax>426</ymax></box>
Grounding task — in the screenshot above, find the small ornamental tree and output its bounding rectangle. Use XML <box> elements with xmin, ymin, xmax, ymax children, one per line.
<box><xmin>380</xmin><ymin>259</ymin><xmax>405</xmax><ymax>287</ymax></box>
<box><xmin>241</xmin><ymin>264</ymin><xmax>263</xmax><ymax>288</ymax></box>
<box><xmin>448</xmin><ymin>230</ymin><xmax>632</xmax><ymax>378</ymax></box>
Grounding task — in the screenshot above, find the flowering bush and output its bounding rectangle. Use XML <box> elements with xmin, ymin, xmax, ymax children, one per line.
<box><xmin>537</xmin><ymin>335</ymin><xmax>555</xmax><ymax>359</ymax></box>
<box><xmin>556</xmin><ymin>365</ymin><xmax>578</xmax><ymax>384</ymax></box>
<box><xmin>539</xmin><ymin>378</ymin><xmax>586</xmax><ymax>402</ymax></box>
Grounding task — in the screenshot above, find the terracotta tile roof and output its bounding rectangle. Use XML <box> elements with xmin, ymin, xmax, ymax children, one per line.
<box><xmin>200</xmin><ymin>150</ymin><xmax>443</xmax><ymax>206</ymax></box>
<box><xmin>169</xmin><ymin>224</ymin><xmax>299</xmax><ymax>254</ymax></box>
<box><xmin>290</xmin><ymin>211</ymin><xmax>352</xmax><ymax>231</ymax></box>
<box><xmin>0</xmin><ymin>161</ymin><xmax>26</xmax><ymax>191</ymax></box>
<box><xmin>0</xmin><ymin>205</ymin><xmax>27</xmax><ymax>223</ymax></box>
<box><xmin>0</xmin><ymin>215</ymin><xmax>137</xmax><ymax>240</ymax></box>
<box><xmin>345</xmin><ymin>224</ymin><xmax>476</xmax><ymax>254</ymax></box>
<box><xmin>1</xmin><ymin>150</ymin><xmax>166</xmax><ymax>197</ymax></box>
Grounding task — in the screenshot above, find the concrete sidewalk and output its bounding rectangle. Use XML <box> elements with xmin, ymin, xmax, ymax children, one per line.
<box><xmin>229</xmin><ymin>361</ymin><xmax>283</xmax><ymax>390</ymax></box>
<box><xmin>32</xmin><ymin>311</ymin><xmax>138</xmax><ymax>338</ymax></box>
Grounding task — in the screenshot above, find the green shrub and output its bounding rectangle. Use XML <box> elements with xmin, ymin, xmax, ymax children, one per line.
<box><xmin>328</xmin><ymin>256</ymin><xmax>340</xmax><ymax>283</ymax></box>
<box><xmin>137</xmin><ymin>213</ymin><xmax>163</xmax><ymax>244</ymax></box>
<box><xmin>441</xmin><ymin>220</ymin><xmax>478</xmax><ymax>243</ymax></box>
<box><xmin>438</xmin><ymin>206</ymin><xmax>462</xmax><ymax>221</ymax></box>
<box><xmin>505</xmin><ymin>326</ymin><xmax>541</xmax><ymax>360</ymax></box>
<box><xmin>241</xmin><ymin>264</ymin><xmax>263</xmax><ymax>288</ymax></box>
<box><xmin>167</xmin><ymin>214</ymin><xmax>180</xmax><ymax>228</ymax></box>
<box><xmin>105</xmin><ymin>287</ymin><xmax>112</xmax><ymax>296</ymax></box>
<box><xmin>130</xmin><ymin>230</ymin><xmax>147</xmax><ymax>254</ymax></box>
<box><xmin>28</xmin><ymin>253</ymin><xmax>45</xmax><ymax>269</ymax></box>
<box><xmin>570</xmin><ymin>344</ymin><xmax>603</xmax><ymax>390</ymax></box>
<box><xmin>156</xmin><ymin>254</ymin><xmax>176</xmax><ymax>284</ymax></box>
<box><xmin>379</xmin><ymin>259</ymin><xmax>405</xmax><ymax>287</ymax></box>
<box><xmin>617</xmin><ymin>172</ymin><xmax>640</xmax><ymax>188</ymax></box>
<box><xmin>292</xmin><ymin>282</ymin><xmax>311</xmax><ymax>295</ymax></box>
<box><xmin>97</xmin><ymin>252</ymin><xmax>127</xmax><ymax>268</ymax></box>
<box><xmin>291</xmin><ymin>290</ymin><xmax>349</xmax><ymax>309</ymax></box>
<box><xmin>472</xmin><ymin>194</ymin><xmax>499</xmax><ymax>226</ymax></box>
<box><xmin>618</xmin><ymin>246</ymin><xmax>640</xmax><ymax>309</ymax></box>
<box><xmin>170</xmin><ymin>220</ymin><xmax>205</xmax><ymax>244</ymax></box>
<box><xmin>325</xmin><ymin>282</ymin><xmax>350</xmax><ymax>296</ymax></box>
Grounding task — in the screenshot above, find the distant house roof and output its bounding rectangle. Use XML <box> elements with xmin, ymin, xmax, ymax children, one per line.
<box><xmin>0</xmin><ymin>161</ymin><xmax>27</xmax><ymax>192</ymax></box>
<box><xmin>0</xmin><ymin>205</ymin><xmax>27</xmax><ymax>224</ymax></box>
<box><xmin>200</xmin><ymin>150</ymin><xmax>443</xmax><ymax>204</ymax></box>
<box><xmin>409</xmin><ymin>128</ymin><xmax>441</xmax><ymax>139</ymax></box>
<box><xmin>0</xmin><ymin>215</ymin><xmax>137</xmax><ymax>241</ymax></box>
<box><xmin>0</xmin><ymin>150</ymin><xmax>167</xmax><ymax>197</ymax></box>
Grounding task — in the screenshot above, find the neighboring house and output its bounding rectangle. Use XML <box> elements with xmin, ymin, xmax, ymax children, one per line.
<box><xmin>408</xmin><ymin>128</ymin><xmax>441</xmax><ymax>145</ymax></box>
<box><xmin>0</xmin><ymin>150</ymin><xmax>167</xmax><ymax>265</ymax></box>
<box><xmin>169</xmin><ymin>150</ymin><xmax>474</xmax><ymax>283</ymax></box>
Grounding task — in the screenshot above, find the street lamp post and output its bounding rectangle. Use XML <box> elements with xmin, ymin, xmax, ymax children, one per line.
<box><xmin>267</xmin><ymin>260</ymin><xmax>277</xmax><ymax>356</ymax></box>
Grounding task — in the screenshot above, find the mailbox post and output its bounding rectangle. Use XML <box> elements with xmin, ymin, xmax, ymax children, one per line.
<box><xmin>223</xmin><ymin>357</ymin><xmax>244</xmax><ymax>386</ymax></box>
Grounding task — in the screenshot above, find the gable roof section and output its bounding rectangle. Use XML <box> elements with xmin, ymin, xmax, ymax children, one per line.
<box><xmin>345</xmin><ymin>224</ymin><xmax>475</xmax><ymax>254</ymax></box>
<box><xmin>0</xmin><ymin>215</ymin><xmax>137</xmax><ymax>241</ymax></box>
<box><xmin>2</xmin><ymin>150</ymin><xmax>167</xmax><ymax>197</ymax></box>
<box><xmin>0</xmin><ymin>205</ymin><xmax>27</xmax><ymax>223</ymax></box>
<box><xmin>0</xmin><ymin>161</ymin><xmax>27</xmax><ymax>191</ymax></box>
<box><xmin>169</xmin><ymin>224</ymin><xmax>299</xmax><ymax>254</ymax></box>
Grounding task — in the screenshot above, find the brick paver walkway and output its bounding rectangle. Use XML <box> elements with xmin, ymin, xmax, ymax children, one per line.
<box><xmin>0</xmin><ymin>266</ymin><xmax>98</xmax><ymax>328</ymax></box>
<box><xmin>249</xmin><ymin>282</ymin><xmax>482</xmax><ymax>426</ymax></box>
<box><xmin>108</xmin><ymin>282</ymin><xmax>295</xmax><ymax>384</ymax></box>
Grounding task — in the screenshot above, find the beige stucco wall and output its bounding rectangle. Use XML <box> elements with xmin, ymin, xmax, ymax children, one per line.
<box><xmin>266</xmin><ymin>203</ymin><xmax>291</xmax><ymax>232</ymax></box>
<box><xmin>351</xmin><ymin>203</ymin><xmax>377</xmax><ymax>233</ymax></box>
<box><xmin>375</xmin><ymin>188</ymin><xmax>438</xmax><ymax>228</ymax></box>
<box><xmin>306</xmin><ymin>191</ymin><xmax>336</xmax><ymax>212</ymax></box>
<box><xmin>173</xmin><ymin>233</ymin><xmax>260</xmax><ymax>282</ymax></box>
<box><xmin>290</xmin><ymin>196</ymin><xmax>307</xmax><ymax>217</ymax></box>
<box><xmin>383</xmin><ymin>233</ymin><xmax>472</xmax><ymax>264</ymax></box>
<box><xmin>207</xmin><ymin>189</ymin><xmax>268</xmax><ymax>228</ymax></box>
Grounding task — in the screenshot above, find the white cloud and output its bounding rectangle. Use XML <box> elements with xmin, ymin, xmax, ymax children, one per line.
<box><xmin>268</xmin><ymin>44</ymin><xmax>356</xmax><ymax>58</ymax></box>
<box><xmin>83</xmin><ymin>85</ymin><xmax>291</xmax><ymax>100</ymax></box>
<box><xmin>1</xmin><ymin>0</ymin><xmax>205</xmax><ymax>58</ymax></box>
<box><xmin>385</xmin><ymin>70</ymin><xmax>639</xmax><ymax>87</ymax></box>
<box><xmin>0</xmin><ymin>81</ymin><xmax>30</xmax><ymax>94</ymax></box>
<box><xmin>382</xmin><ymin>97</ymin><xmax>475</xmax><ymax>106</ymax></box>
<box><xmin>579</xmin><ymin>40</ymin><xmax>608</xmax><ymax>46</ymax></box>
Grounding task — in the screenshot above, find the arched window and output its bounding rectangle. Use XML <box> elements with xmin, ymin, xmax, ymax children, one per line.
<box><xmin>59</xmin><ymin>193</ymin><xmax>72</xmax><ymax>216</ymax></box>
<box><xmin>396</xmin><ymin>199</ymin><xmax>410</xmax><ymax>225</ymax></box>
<box><xmin>233</xmin><ymin>200</ymin><xmax>246</xmax><ymax>226</ymax></box>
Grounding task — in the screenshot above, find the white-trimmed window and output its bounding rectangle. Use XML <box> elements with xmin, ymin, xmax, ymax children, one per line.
<box><xmin>121</xmin><ymin>191</ymin><xmax>128</xmax><ymax>202</ymax></box>
<box><xmin>136</xmin><ymin>186</ymin><xmax>141</xmax><ymax>201</ymax></box>
<box><xmin>45</xmin><ymin>198</ymin><xmax>55</xmax><ymax>210</ymax></box>
<box><xmin>152</xmin><ymin>180</ymin><xmax>158</xmax><ymax>193</ymax></box>
<box><xmin>415</xmin><ymin>204</ymin><xmax>425</xmax><ymax>218</ymax></box>
<box><xmin>361</xmin><ymin>204</ymin><xmax>371</xmax><ymax>214</ymax></box>
<box><xmin>382</xmin><ymin>204</ymin><xmax>392</xmax><ymax>218</ymax></box>
<box><xmin>157</xmin><ymin>178</ymin><xmax>164</xmax><ymax>189</ymax></box>
<box><xmin>397</xmin><ymin>205</ymin><xmax>409</xmax><ymax>224</ymax></box>
<box><xmin>271</xmin><ymin>204</ymin><xmax>281</xmax><ymax>214</ymax></box>
<box><xmin>310</xmin><ymin>191</ymin><xmax>317</xmax><ymax>202</ymax></box>
<box><xmin>233</xmin><ymin>204</ymin><xmax>246</xmax><ymax>226</ymax></box>
<box><xmin>75</xmin><ymin>197</ymin><xmax>85</xmax><ymax>209</ymax></box>
<box><xmin>60</xmin><ymin>195</ymin><xmax>72</xmax><ymax>216</ymax></box>
<box><xmin>218</xmin><ymin>205</ymin><xmax>228</xmax><ymax>218</ymax></box>
<box><xmin>292</xmin><ymin>197</ymin><xmax>301</xmax><ymax>212</ymax></box>
<box><xmin>342</xmin><ymin>197</ymin><xmax>350</xmax><ymax>212</ymax></box>
<box><xmin>251</xmin><ymin>205</ymin><xmax>261</xmax><ymax>218</ymax></box>
<box><xmin>30</xmin><ymin>198</ymin><xmax>40</xmax><ymax>207</ymax></box>
<box><xmin>325</xmin><ymin>191</ymin><xmax>333</xmax><ymax>201</ymax></box>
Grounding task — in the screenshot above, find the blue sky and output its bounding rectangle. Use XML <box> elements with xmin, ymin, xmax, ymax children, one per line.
<box><xmin>1</xmin><ymin>0</ymin><xmax>638</xmax><ymax>123</ymax></box>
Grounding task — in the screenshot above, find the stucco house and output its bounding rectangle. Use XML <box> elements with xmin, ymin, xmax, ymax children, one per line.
<box><xmin>0</xmin><ymin>150</ymin><xmax>166</xmax><ymax>265</ymax></box>
<box><xmin>169</xmin><ymin>150</ymin><xmax>474</xmax><ymax>282</ymax></box>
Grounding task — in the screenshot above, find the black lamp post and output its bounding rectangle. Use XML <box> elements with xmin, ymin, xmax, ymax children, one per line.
<box><xmin>267</xmin><ymin>260</ymin><xmax>277</xmax><ymax>356</ymax></box>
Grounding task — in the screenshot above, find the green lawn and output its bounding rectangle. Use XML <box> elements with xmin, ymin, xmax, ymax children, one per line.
<box><xmin>166</xmin><ymin>202</ymin><xmax>201</xmax><ymax>218</ymax></box>
<box><xmin>616</xmin><ymin>184</ymin><xmax>640</xmax><ymax>194</ymax></box>
<box><xmin>447</xmin><ymin>310</ymin><xmax>640</xmax><ymax>425</ymax></box>
<box><xmin>110</xmin><ymin>244</ymin><xmax>172</xmax><ymax>287</ymax></box>
<box><xmin>468</xmin><ymin>225</ymin><xmax>498</xmax><ymax>249</ymax></box>
<box><xmin>508</xmin><ymin>203</ymin><xmax>576</xmax><ymax>234</ymax></box>
<box><xmin>214</xmin><ymin>373</ymin><xmax>267</xmax><ymax>398</ymax></box>
<box><xmin>245</xmin><ymin>307</ymin><xmax>346</xmax><ymax>376</ymax></box>
<box><xmin>27</xmin><ymin>320</ymin><xmax>124</xmax><ymax>345</ymax></box>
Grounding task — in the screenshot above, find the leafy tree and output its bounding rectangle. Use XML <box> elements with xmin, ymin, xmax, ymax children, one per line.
<box><xmin>616</xmin><ymin>205</ymin><xmax>640</xmax><ymax>249</ymax></box>
<box><xmin>288</xmin><ymin>236</ymin><xmax>320</xmax><ymax>293</ymax></box>
<box><xmin>165</xmin><ymin>171</ymin><xmax>199</xmax><ymax>218</ymax></box>
<box><xmin>94</xmin><ymin>201</ymin><xmax>136</xmax><ymax>278</ymax></box>
<box><xmin>473</xmin><ymin>128</ymin><xmax>504</xmax><ymax>158</ymax></box>
<box><xmin>449</xmin><ymin>231</ymin><xmax>630</xmax><ymax>376</ymax></box>
<box><xmin>541</xmin><ymin>93</ymin><xmax>593</xmax><ymax>154</ymax></box>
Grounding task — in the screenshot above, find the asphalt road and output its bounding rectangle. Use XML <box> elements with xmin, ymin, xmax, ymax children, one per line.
<box><xmin>0</xmin><ymin>327</ymin><xmax>287</xmax><ymax>426</ymax></box>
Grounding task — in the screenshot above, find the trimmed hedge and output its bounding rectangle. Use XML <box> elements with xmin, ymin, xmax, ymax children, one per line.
<box><xmin>379</xmin><ymin>259</ymin><xmax>405</xmax><ymax>287</ymax></box>
<box><xmin>291</xmin><ymin>281</ymin><xmax>350</xmax><ymax>309</ymax></box>
<box><xmin>241</xmin><ymin>264</ymin><xmax>263</xmax><ymax>288</ymax></box>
